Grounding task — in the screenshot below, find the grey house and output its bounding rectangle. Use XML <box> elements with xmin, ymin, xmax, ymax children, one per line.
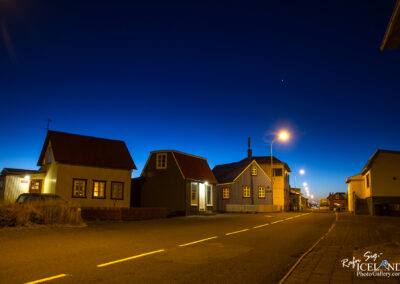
<box><xmin>133</xmin><ymin>150</ymin><xmax>217</xmax><ymax>216</ymax></box>
<box><xmin>213</xmin><ymin>157</ymin><xmax>273</xmax><ymax>212</ymax></box>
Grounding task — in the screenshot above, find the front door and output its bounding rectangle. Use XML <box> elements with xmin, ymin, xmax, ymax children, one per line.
<box><xmin>29</xmin><ymin>179</ymin><xmax>42</xmax><ymax>194</ymax></box>
<box><xmin>199</xmin><ymin>183</ymin><xmax>206</xmax><ymax>211</ymax></box>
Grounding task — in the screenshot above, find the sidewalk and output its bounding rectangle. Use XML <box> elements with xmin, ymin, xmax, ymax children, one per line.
<box><xmin>284</xmin><ymin>213</ymin><xmax>400</xmax><ymax>284</ymax></box>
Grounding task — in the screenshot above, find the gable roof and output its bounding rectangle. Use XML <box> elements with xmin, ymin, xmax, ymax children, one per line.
<box><xmin>148</xmin><ymin>150</ymin><xmax>217</xmax><ymax>184</ymax></box>
<box><xmin>361</xmin><ymin>149</ymin><xmax>400</xmax><ymax>175</ymax></box>
<box><xmin>381</xmin><ymin>0</ymin><xmax>400</xmax><ymax>51</ymax></box>
<box><xmin>241</xmin><ymin>156</ymin><xmax>291</xmax><ymax>172</ymax></box>
<box><xmin>212</xmin><ymin>159</ymin><xmax>270</xmax><ymax>184</ymax></box>
<box><xmin>37</xmin><ymin>131</ymin><xmax>136</xmax><ymax>170</ymax></box>
<box><xmin>345</xmin><ymin>174</ymin><xmax>363</xmax><ymax>183</ymax></box>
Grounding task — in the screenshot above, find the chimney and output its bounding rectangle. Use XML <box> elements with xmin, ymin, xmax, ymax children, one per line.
<box><xmin>248</xmin><ymin>137</ymin><xmax>252</xmax><ymax>160</ymax></box>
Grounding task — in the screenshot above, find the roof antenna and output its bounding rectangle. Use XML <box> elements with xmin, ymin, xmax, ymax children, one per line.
<box><xmin>248</xmin><ymin>137</ymin><xmax>252</xmax><ymax>160</ymax></box>
<box><xmin>46</xmin><ymin>118</ymin><xmax>52</xmax><ymax>131</ymax></box>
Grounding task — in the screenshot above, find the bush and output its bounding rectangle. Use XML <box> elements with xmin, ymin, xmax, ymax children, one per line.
<box><xmin>0</xmin><ymin>201</ymin><xmax>83</xmax><ymax>227</ymax></box>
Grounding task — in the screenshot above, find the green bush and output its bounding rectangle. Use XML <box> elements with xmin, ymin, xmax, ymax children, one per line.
<box><xmin>0</xmin><ymin>201</ymin><xmax>83</xmax><ymax>227</ymax></box>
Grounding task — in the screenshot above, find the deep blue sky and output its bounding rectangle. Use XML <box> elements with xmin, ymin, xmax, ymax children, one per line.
<box><xmin>1</xmin><ymin>1</ymin><xmax>399</xmax><ymax>200</ymax></box>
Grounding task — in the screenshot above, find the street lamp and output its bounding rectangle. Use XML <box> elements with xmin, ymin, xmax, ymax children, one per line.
<box><xmin>294</xmin><ymin>169</ymin><xmax>305</xmax><ymax>188</ymax></box>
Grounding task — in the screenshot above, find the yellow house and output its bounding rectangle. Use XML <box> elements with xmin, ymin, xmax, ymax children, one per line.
<box><xmin>346</xmin><ymin>149</ymin><xmax>400</xmax><ymax>215</ymax></box>
<box><xmin>1</xmin><ymin>131</ymin><xmax>136</xmax><ymax>208</ymax></box>
<box><xmin>247</xmin><ymin>156</ymin><xmax>291</xmax><ymax>211</ymax></box>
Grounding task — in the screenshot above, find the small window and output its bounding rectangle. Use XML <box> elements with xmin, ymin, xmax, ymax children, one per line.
<box><xmin>222</xmin><ymin>188</ymin><xmax>230</xmax><ymax>199</ymax></box>
<box><xmin>47</xmin><ymin>148</ymin><xmax>52</xmax><ymax>164</ymax></box>
<box><xmin>366</xmin><ymin>174</ymin><xmax>370</xmax><ymax>188</ymax></box>
<box><xmin>156</xmin><ymin>153</ymin><xmax>167</xmax><ymax>169</ymax></box>
<box><xmin>111</xmin><ymin>182</ymin><xmax>124</xmax><ymax>200</ymax></box>
<box><xmin>191</xmin><ymin>183</ymin><xmax>198</xmax><ymax>205</ymax></box>
<box><xmin>258</xmin><ymin>186</ymin><xmax>265</xmax><ymax>198</ymax></box>
<box><xmin>273</xmin><ymin>168</ymin><xmax>283</xmax><ymax>177</ymax></box>
<box><xmin>251</xmin><ymin>166</ymin><xmax>257</xmax><ymax>176</ymax></box>
<box><xmin>92</xmin><ymin>180</ymin><xmax>106</xmax><ymax>199</ymax></box>
<box><xmin>206</xmin><ymin>184</ymin><xmax>212</xmax><ymax>206</ymax></box>
<box><xmin>72</xmin><ymin>179</ymin><xmax>87</xmax><ymax>198</ymax></box>
<box><xmin>243</xmin><ymin>186</ymin><xmax>250</xmax><ymax>198</ymax></box>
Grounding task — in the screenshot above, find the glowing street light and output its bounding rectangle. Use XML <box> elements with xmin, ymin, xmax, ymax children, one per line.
<box><xmin>302</xmin><ymin>182</ymin><xmax>308</xmax><ymax>187</ymax></box>
<box><xmin>270</xmin><ymin>130</ymin><xmax>290</xmax><ymax>209</ymax></box>
<box><xmin>294</xmin><ymin>169</ymin><xmax>305</xmax><ymax>188</ymax></box>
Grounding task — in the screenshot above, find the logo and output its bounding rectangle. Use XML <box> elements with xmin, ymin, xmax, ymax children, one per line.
<box><xmin>341</xmin><ymin>251</ymin><xmax>400</xmax><ymax>278</ymax></box>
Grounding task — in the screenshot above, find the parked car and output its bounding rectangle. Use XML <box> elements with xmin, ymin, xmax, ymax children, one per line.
<box><xmin>16</xmin><ymin>193</ymin><xmax>67</xmax><ymax>204</ymax></box>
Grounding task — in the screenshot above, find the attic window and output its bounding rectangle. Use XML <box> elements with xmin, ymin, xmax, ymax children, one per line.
<box><xmin>251</xmin><ymin>166</ymin><xmax>257</xmax><ymax>176</ymax></box>
<box><xmin>156</xmin><ymin>153</ymin><xmax>167</xmax><ymax>169</ymax></box>
<box><xmin>47</xmin><ymin>148</ymin><xmax>52</xmax><ymax>164</ymax></box>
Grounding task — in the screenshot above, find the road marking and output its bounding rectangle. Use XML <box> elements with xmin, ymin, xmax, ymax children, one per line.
<box><xmin>279</xmin><ymin>212</ymin><xmax>338</xmax><ymax>284</ymax></box>
<box><xmin>97</xmin><ymin>249</ymin><xmax>165</xmax><ymax>267</ymax></box>
<box><xmin>271</xmin><ymin>220</ymin><xmax>284</xmax><ymax>224</ymax></box>
<box><xmin>264</xmin><ymin>215</ymin><xmax>272</xmax><ymax>217</ymax></box>
<box><xmin>179</xmin><ymin>236</ymin><xmax>217</xmax><ymax>247</ymax></box>
<box><xmin>225</xmin><ymin>228</ymin><xmax>249</xmax><ymax>235</ymax></box>
<box><xmin>253</xmin><ymin>223</ymin><xmax>270</xmax><ymax>229</ymax></box>
<box><xmin>25</xmin><ymin>274</ymin><xmax>68</xmax><ymax>284</ymax></box>
<box><xmin>285</xmin><ymin>217</ymin><xmax>294</xmax><ymax>220</ymax></box>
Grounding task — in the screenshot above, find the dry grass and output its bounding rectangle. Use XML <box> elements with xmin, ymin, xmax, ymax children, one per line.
<box><xmin>0</xmin><ymin>201</ymin><xmax>84</xmax><ymax>227</ymax></box>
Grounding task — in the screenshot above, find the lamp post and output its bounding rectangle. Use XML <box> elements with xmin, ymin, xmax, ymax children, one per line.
<box><xmin>270</xmin><ymin>131</ymin><xmax>289</xmax><ymax>210</ymax></box>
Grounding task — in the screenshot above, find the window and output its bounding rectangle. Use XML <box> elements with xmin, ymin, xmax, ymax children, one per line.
<box><xmin>206</xmin><ymin>185</ymin><xmax>212</xmax><ymax>206</ymax></box>
<box><xmin>47</xmin><ymin>148</ymin><xmax>52</xmax><ymax>164</ymax></box>
<box><xmin>335</xmin><ymin>194</ymin><xmax>340</xmax><ymax>200</ymax></box>
<box><xmin>251</xmin><ymin>166</ymin><xmax>257</xmax><ymax>176</ymax></box>
<box><xmin>243</xmin><ymin>186</ymin><xmax>250</xmax><ymax>198</ymax></box>
<box><xmin>222</xmin><ymin>188</ymin><xmax>230</xmax><ymax>199</ymax></box>
<box><xmin>92</xmin><ymin>180</ymin><xmax>106</xmax><ymax>199</ymax></box>
<box><xmin>191</xmin><ymin>183</ymin><xmax>198</xmax><ymax>205</ymax></box>
<box><xmin>111</xmin><ymin>182</ymin><xmax>124</xmax><ymax>200</ymax></box>
<box><xmin>156</xmin><ymin>153</ymin><xmax>167</xmax><ymax>169</ymax></box>
<box><xmin>258</xmin><ymin>186</ymin><xmax>266</xmax><ymax>198</ymax></box>
<box><xmin>273</xmin><ymin>168</ymin><xmax>283</xmax><ymax>176</ymax></box>
<box><xmin>72</xmin><ymin>179</ymin><xmax>87</xmax><ymax>198</ymax></box>
<box><xmin>366</xmin><ymin>174</ymin><xmax>370</xmax><ymax>188</ymax></box>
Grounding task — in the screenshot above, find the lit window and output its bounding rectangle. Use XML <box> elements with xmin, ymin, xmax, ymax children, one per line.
<box><xmin>93</xmin><ymin>180</ymin><xmax>106</xmax><ymax>199</ymax></box>
<box><xmin>258</xmin><ymin>186</ymin><xmax>265</xmax><ymax>198</ymax></box>
<box><xmin>243</xmin><ymin>186</ymin><xmax>250</xmax><ymax>198</ymax></box>
<box><xmin>273</xmin><ymin>168</ymin><xmax>283</xmax><ymax>176</ymax></box>
<box><xmin>206</xmin><ymin>184</ymin><xmax>212</xmax><ymax>206</ymax></box>
<box><xmin>73</xmin><ymin>179</ymin><xmax>87</xmax><ymax>198</ymax></box>
<box><xmin>191</xmin><ymin>183</ymin><xmax>198</xmax><ymax>205</ymax></box>
<box><xmin>222</xmin><ymin>188</ymin><xmax>230</xmax><ymax>199</ymax></box>
<box><xmin>251</xmin><ymin>166</ymin><xmax>257</xmax><ymax>176</ymax></box>
<box><xmin>111</xmin><ymin>182</ymin><xmax>124</xmax><ymax>200</ymax></box>
<box><xmin>156</xmin><ymin>153</ymin><xmax>167</xmax><ymax>169</ymax></box>
<box><xmin>366</xmin><ymin>174</ymin><xmax>370</xmax><ymax>188</ymax></box>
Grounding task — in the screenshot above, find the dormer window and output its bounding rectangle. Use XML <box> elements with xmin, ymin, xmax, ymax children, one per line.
<box><xmin>47</xmin><ymin>148</ymin><xmax>53</xmax><ymax>164</ymax></box>
<box><xmin>156</xmin><ymin>153</ymin><xmax>167</xmax><ymax>169</ymax></box>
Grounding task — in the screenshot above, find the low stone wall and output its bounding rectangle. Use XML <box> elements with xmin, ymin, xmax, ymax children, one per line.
<box><xmin>81</xmin><ymin>207</ymin><xmax>167</xmax><ymax>221</ymax></box>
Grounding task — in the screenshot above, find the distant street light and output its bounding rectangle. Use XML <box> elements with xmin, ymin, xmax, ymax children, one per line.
<box><xmin>303</xmin><ymin>182</ymin><xmax>308</xmax><ymax>187</ymax></box>
<box><xmin>294</xmin><ymin>169</ymin><xmax>305</xmax><ymax>188</ymax></box>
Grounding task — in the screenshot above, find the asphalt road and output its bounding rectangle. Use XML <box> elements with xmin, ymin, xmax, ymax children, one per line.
<box><xmin>0</xmin><ymin>212</ymin><xmax>335</xmax><ymax>284</ymax></box>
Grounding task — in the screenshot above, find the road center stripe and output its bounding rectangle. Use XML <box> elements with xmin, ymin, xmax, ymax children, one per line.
<box><xmin>271</xmin><ymin>220</ymin><xmax>284</xmax><ymax>224</ymax></box>
<box><xmin>97</xmin><ymin>249</ymin><xmax>165</xmax><ymax>267</ymax></box>
<box><xmin>25</xmin><ymin>274</ymin><xmax>68</xmax><ymax>284</ymax></box>
<box><xmin>225</xmin><ymin>229</ymin><xmax>249</xmax><ymax>235</ymax></box>
<box><xmin>253</xmin><ymin>223</ymin><xmax>270</xmax><ymax>228</ymax></box>
<box><xmin>179</xmin><ymin>236</ymin><xmax>218</xmax><ymax>247</ymax></box>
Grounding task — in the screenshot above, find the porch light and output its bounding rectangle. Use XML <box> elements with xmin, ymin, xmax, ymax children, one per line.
<box><xmin>24</xmin><ymin>175</ymin><xmax>30</xmax><ymax>180</ymax></box>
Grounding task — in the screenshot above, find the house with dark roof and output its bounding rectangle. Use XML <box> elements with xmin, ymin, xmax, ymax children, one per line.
<box><xmin>346</xmin><ymin>149</ymin><xmax>400</xmax><ymax>215</ymax></box>
<box><xmin>326</xmin><ymin>192</ymin><xmax>348</xmax><ymax>211</ymax></box>
<box><xmin>212</xmin><ymin>157</ymin><xmax>273</xmax><ymax>212</ymax></box>
<box><xmin>133</xmin><ymin>150</ymin><xmax>217</xmax><ymax>216</ymax></box>
<box><xmin>1</xmin><ymin>131</ymin><xmax>136</xmax><ymax>207</ymax></box>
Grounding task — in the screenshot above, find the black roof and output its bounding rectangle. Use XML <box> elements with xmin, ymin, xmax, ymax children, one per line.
<box><xmin>212</xmin><ymin>160</ymin><xmax>253</xmax><ymax>184</ymax></box>
<box><xmin>241</xmin><ymin>156</ymin><xmax>291</xmax><ymax>172</ymax></box>
<box><xmin>1</xmin><ymin>168</ymin><xmax>39</xmax><ymax>176</ymax></box>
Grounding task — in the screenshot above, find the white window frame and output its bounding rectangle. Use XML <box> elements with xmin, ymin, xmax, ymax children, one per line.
<box><xmin>206</xmin><ymin>184</ymin><xmax>212</xmax><ymax>206</ymax></box>
<box><xmin>191</xmin><ymin>182</ymin><xmax>198</xmax><ymax>206</ymax></box>
<box><xmin>156</xmin><ymin>153</ymin><xmax>167</xmax><ymax>169</ymax></box>
<box><xmin>251</xmin><ymin>166</ymin><xmax>257</xmax><ymax>176</ymax></box>
<box><xmin>222</xmin><ymin>188</ymin><xmax>230</xmax><ymax>199</ymax></box>
<box><xmin>243</xmin><ymin>186</ymin><xmax>250</xmax><ymax>198</ymax></box>
<box><xmin>258</xmin><ymin>186</ymin><xmax>265</xmax><ymax>198</ymax></box>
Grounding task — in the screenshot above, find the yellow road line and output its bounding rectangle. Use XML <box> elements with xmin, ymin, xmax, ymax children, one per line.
<box><xmin>286</xmin><ymin>217</ymin><xmax>294</xmax><ymax>220</ymax></box>
<box><xmin>97</xmin><ymin>249</ymin><xmax>165</xmax><ymax>267</ymax></box>
<box><xmin>253</xmin><ymin>223</ymin><xmax>270</xmax><ymax>229</ymax></box>
<box><xmin>271</xmin><ymin>220</ymin><xmax>284</xmax><ymax>224</ymax></box>
<box><xmin>225</xmin><ymin>229</ymin><xmax>249</xmax><ymax>235</ymax></box>
<box><xmin>179</xmin><ymin>236</ymin><xmax>217</xmax><ymax>247</ymax></box>
<box><xmin>25</xmin><ymin>274</ymin><xmax>68</xmax><ymax>284</ymax></box>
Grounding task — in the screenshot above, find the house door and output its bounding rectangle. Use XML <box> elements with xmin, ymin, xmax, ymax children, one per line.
<box><xmin>29</xmin><ymin>180</ymin><xmax>42</xmax><ymax>194</ymax></box>
<box><xmin>199</xmin><ymin>183</ymin><xmax>206</xmax><ymax>211</ymax></box>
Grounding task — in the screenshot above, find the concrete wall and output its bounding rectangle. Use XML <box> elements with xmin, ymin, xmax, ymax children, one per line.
<box><xmin>55</xmin><ymin>164</ymin><xmax>132</xmax><ymax>208</ymax></box>
<box><xmin>347</xmin><ymin>178</ymin><xmax>365</xmax><ymax>212</ymax></box>
<box><xmin>216</xmin><ymin>162</ymin><xmax>272</xmax><ymax>212</ymax></box>
<box><xmin>370</xmin><ymin>152</ymin><xmax>400</xmax><ymax>197</ymax></box>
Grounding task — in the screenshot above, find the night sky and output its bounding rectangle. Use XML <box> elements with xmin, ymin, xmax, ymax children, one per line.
<box><xmin>1</xmin><ymin>1</ymin><xmax>399</xmax><ymax>200</ymax></box>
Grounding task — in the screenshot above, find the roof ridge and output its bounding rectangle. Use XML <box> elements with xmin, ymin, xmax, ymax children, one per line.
<box><xmin>151</xmin><ymin>150</ymin><xmax>207</xmax><ymax>160</ymax></box>
<box><xmin>48</xmin><ymin>130</ymin><xmax>125</xmax><ymax>143</ymax></box>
